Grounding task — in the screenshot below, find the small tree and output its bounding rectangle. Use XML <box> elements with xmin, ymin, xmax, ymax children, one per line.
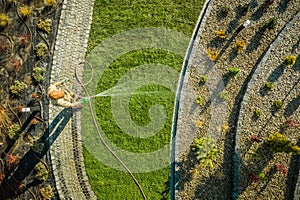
<box><xmin>227</xmin><ymin>67</ymin><xmax>240</xmax><ymax>78</ymax></box>
<box><xmin>192</xmin><ymin>137</ymin><xmax>221</xmax><ymax>169</ymax></box>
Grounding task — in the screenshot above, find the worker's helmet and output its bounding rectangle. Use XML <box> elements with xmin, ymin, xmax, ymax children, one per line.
<box><xmin>49</xmin><ymin>90</ymin><xmax>65</xmax><ymax>100</ymax></box>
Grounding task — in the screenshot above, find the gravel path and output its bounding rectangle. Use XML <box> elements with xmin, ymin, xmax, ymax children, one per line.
<box><xmin>174</xmin><ymin>0</ymin><xmax>300</xmax><ymax>199</ymax></box>
<box><xmin>48</xmin><ymin>0</ymin><xmax>96</xmax><ymax>199</ymax></box>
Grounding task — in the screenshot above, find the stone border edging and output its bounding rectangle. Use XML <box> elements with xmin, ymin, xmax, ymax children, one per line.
<box><xmin>48</xmin><ymin>0</ymin><xmax>97</xmax><ymax>199</ymax></box>
<box><xmin>233</xmin><ymin>9</ymin><xmax>300</xmax><ymax>200</ymax></box>
<box><xmin>170</xmin><ymin>0</ymin><xmax>214</xmax><ymax>199</ymax></box>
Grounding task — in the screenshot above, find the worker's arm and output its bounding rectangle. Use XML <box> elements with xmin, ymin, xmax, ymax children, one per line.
<box><xmin>53</xmin><ymin>79</ymin><xmax>70</xmax><ymax>87</ymax></box>
<box><xmin>56</xmin><ymin>99</ymin><xmax>82</xmax><ymax>108</ymax></box>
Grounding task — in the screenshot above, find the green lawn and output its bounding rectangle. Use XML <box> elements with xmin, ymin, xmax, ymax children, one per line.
<box><xmin>83</xmin><ymin>0</ymin><xmax>204</xmax><ymax>199</ymax></box>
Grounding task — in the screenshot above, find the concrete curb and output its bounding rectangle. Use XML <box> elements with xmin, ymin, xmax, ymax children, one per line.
<box><xmin>170</xmin><ymin>0</ymin><xmax>215</xmax><ymax>199</ymax></box>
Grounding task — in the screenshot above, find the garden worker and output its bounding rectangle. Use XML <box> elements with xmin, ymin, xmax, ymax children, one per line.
<box><xmin>48</xmin><ymin>79</ymin><xmax>82</xmax><ymax>108</ymax></box>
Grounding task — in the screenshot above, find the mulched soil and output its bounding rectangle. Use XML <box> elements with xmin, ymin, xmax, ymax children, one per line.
<box><xmin>0</xmin><ymin>1</ymin><xmax>62</xmax><ymax>199</ymax></box>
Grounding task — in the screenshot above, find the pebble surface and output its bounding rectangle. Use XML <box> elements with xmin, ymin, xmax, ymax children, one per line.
<box><xmin>48</xmin><ymin>0</ymin><xmax>96</xmax><ymax>199</ymax></box>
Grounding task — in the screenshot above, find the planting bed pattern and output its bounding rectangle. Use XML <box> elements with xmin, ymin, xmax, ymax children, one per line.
<box><xmin>173</xmin><ymin>0</ymin><xmax>299</xmax><ymax>199</ymax></box>
<box><xmin>0</xmin><ymin>0</ymin><xmax>96</xmax><ymax>199</ymax></box>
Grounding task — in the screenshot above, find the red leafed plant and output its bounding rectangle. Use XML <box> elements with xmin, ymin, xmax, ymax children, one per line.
<box><xmin>5</xmin><ymin>153</ymin><xmax>20</xmax><ymax>166</ymax></box>
<box><xmin>10</xmin><ymin>58</ymin><xmax>22</xmax><ymax>71</ymax></box>
<box><xmin>250</xmin><ymin>134</ymin><xmax>262</xmax><ymax>142</ymax></box>
<box><xmin>275</xmin><ymin>163</ymin><xmax>288</xmax><ymax>174</ymax></box>
<box><xmin>17</xmin><ymin>34</ymin><xmax>29</xmax><ymax>45</ymax></box>
<box><xmin>285</xmin><ymin>117</ymin><xmax>299</xmax><ymax>128</ymax></box>
<box><xmin>17</xmin><ymin>105</ymin><xmax>23</xmax><ymax>113</ymax></box>
<box><xmin>249</xmin><ymin>173</ymin><xmax>260</xmax><ymax>183</ymax></box>
<box><xmin>31</xmin><ymin>118</ymin><xmax>38</xmax><ymax>125</ymax></box>
<box><xmin>0</xmin><ymin>39</ymin><xmax>9</xmax><ymax>52</ymax></box>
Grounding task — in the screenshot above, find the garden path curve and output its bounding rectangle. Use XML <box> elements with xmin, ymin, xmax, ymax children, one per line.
<box><xmin>48</xmin><ymin>0</ymin><xmax>96</xmax><ymax>199</ymax></box>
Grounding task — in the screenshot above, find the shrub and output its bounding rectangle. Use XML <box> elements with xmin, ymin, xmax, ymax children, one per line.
<box><xmin>265</xmin><ymin>132</ymin><xmax>300</xmax><ymax>154</ymax></box>
<box><xmin>219</xmin><ymin>91</ymin><xmax>228</xmax><ymax>100</ymax></box>
<box><xmin>196</xmin><ymin>96</ymin><xmax>203</xmax><ymax>106</ymax></box>
<box><xmin>34</xmin><ymin>162</ymin><xmax>49</xmax><ymax>181</ymax></box>
<box><xmin>283</xmin><ymin>55</ymin><xmax>296</xmax><ymax>66</ymax></box>
<box><xmin>18</xmin><ymin>5</ymin><xmax>32</xmax><ymax>17</ymax></box>
<box><xmin>250</xmin><ymin>135</ymin><xmax>262</xmax><ymax>142</ymax></box>
<box><xmin>39</xmin><ymin>186</ymin><xmax>53</xmax><ymax>200</ymax></box>
<box><xmin>249</xmin><ymin>173</ymin><xmax>259</xmax><ymax>183</ymax></box>
<box><xmin>10</xmin><ymin>80</ymin><xmax>26</xmax><ymax>96</ymax></box>
<box><xmin>0</xmin><ymin>13</ymin><xmax>11</xmax><ymax>27</ymax></box>
<box><xmin>275</xmin><ymin>163</ymin><xmax>288</xmax><ymax>174</ymax></box>
<box><xmin>44</xmin><ymin>0</ymin><xmax>55</xmax><ymax>7</ymax></box>
<box><xmin>236</xmin><ymin>40</ymin><xmax>246</xmax><ymax>52</ymax></box>
<box><xmin>264</xmin><ymin>82</ymin><xmax>274</xmax><ymax>91</ymax></box>
<box><xmin>273</xmin><ymin>100</ymin><xmax>283</xmax><ymax>110</ymax></box>
<box><xmin>206</xmin><ymin>49</ymin><xmax>219</xmax><ymax>61</ymax></box>
<box><xmin>35</xmin><ymin>42</ymin><xmax>49</xmax><ymax>58</ymax></box>
<box><xmin>215</xmin><ymin>30</ymin><xmax>226</xmax><ymax>39</ymax></box>
<box><xmin>285</xmin><ymin>117</ymin><xmax>299</xmax><ymax>128</ymax></box>
<box><xmin>264</xmin><ymin>17</ymin><xmax>277</xmax><ymax>29</ymax></box>
<box><xmin>8</xmin><ymin>124</ymin><xmax>19</xmax><ymax>139</ymax></box>
<box><xmin>219</xmin><ymin>6</ymin><xmax>230</xmax><ymax>16</ymax></box>
<box><xmin>227</xmin><ymin>67</ymin><xmax>240</xmax><ymax>77</ymax></box>
<box><xmin>192</xmin><ymin>137</ymin><xmax>221</xmax><ymax>169</ymax></box>
<box><xmin>254</xmin><ymin>109</ymin><xmax>263</xmax><ymax>118</ymax></box>
<box><xmin>37</xmin><ymin>19</ymin><xmax>52</xmax><ymax>33</ymax></box>
<box><xmin>32</xmin><ymin>67</ymin><xmax>46</xmax><ymax>83</ymax></box>
<box><xmin>195</xmin><ymin>120</ymin><xmax>203</xmax><ymax>128</ymax></box>
<box><xmin>199</xmin><ymin>75</ymin><xmax>208</xmax><ymax>85</ymax></box>
<box><xmin>221</xmin><ymin>124</ymin><xmax>229</xmax><ymax>133</ymax></box>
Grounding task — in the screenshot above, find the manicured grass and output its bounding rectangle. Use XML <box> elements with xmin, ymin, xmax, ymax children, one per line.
<box><xmin>83</xmin><ymin>0</ymin><xmax>204</xmax><ymax>199</ymax></box>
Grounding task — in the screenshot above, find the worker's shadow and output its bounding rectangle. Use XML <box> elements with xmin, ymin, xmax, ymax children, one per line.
<box><xmin>0</xmin><ymin>107</ymin><xmax>77</xmax><ymax>199</ymax></box>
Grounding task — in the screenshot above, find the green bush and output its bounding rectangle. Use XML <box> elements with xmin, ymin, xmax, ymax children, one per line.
<box><xmin>37</xmin><ymin>18</ymin><xmax>52</xmax><ymax>33</ymax></box>
<box><xmin>0</xmin><ymin>13</ymin><xmax>11</xmax><ymax>27</ymax></box>
<box><xmin>8</xmin><ymin>124</ymin><xmax>20</xmax><ymax>139</ymax></box>
<box><xmin>265</xmin><ymin>132</ymin><xmax>300</xmax><ymax>154</ymax></box>
<box><xmin>264</xmin><ymin>17</ymin><xmax>277</xmax><ymax>29</ymax></box>
<box><xmin>34</xmin><ymin>162</ymin><xmax>49</xmax><ymax>181</ymax></box>
<box><xmin>44</xmin><ymin>0</ymin><xmax>55</xmax><ymax>7</ymax></box>
<box><xmin>283</xmin><ymin>55</ymin><xmax>296</xmax><ymax>66</ymax></box>
<box><xmin>227</xmin><ymin>67</ymin><xmax>240</xmax><ymax>77</ymax></box>
<box><xmin>10</xmin><ymin>80</ymin><xmax>26</xmax><ymax>96</ymax></box>
<box><xmin>264</xmin><ymin>82</ymin><xmax>274</xmax><ymax>91</ymax></box>
<box><xmin>199</xmin><ymin>75</ymin><xmax>208</xmax><ymax>84</ymax></box>
<box><xmin>35</xmin><ymin>42</ymin><xmax>49</xmax><ymax>58</ymax></box>
<box><xmin>196</xmin><ymin>96</ymin><xmax>203</xmax><ymax>106</ymax></box>
<box><xmin>254</xmin><ymin>109</ymin><xmax>263</xmax><ymax>118</ymax></box>
<box><xmin>219</xmin><ymin>6</ymin><xmax>230</xmax><ymax>16</ymax></box>
<box><xmin>192</xmin><ymin>137</ymin><xmax>221</xmax><ymax>169</ymax></box>
<box><xmin>219</xmin><ymin>91</ymin><xmax>228</xmax><ymax>100</ymax></box>
<box><xmin>32</xmin><ymin>67</ymin><xmax>46</xmax><ymax>83</ymax></box>
<box><xmin>273</xmin><ymin>100</ymin><xmax>283</xmax><ymax>110</ymax></box>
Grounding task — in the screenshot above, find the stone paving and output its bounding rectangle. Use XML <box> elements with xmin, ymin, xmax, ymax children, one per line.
<box><xmin>48</xmin><ymin>0</ymin><xmax>96</xmax><ymax>199</ymax></box>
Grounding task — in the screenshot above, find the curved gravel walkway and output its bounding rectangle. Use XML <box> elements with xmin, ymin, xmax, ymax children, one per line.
<box><xmin>48</xmin><ymin>0</ymin><xmax>96</xmax><ymax>199</ymax></box>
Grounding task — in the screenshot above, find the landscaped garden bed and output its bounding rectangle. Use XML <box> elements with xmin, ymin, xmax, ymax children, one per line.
<box><xmin>175</xmin><ymin>0</ymin><xmax>300</xmax><ymax>199</ymax></box>
<box><xmin>0</xmin><ymin>0</ymin><xmax>62</xmax><ymax>199</ymax></box>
